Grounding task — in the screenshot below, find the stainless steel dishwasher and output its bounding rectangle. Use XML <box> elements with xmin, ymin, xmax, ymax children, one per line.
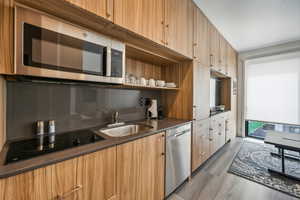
<box><xmin>165</xmin><ymin>123</ymin><xmax>191</xmax><ymax>197</ymax></box>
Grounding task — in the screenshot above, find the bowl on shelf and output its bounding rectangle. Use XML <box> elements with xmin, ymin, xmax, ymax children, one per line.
<box><xmin>165</xmin><ymin>82</ymin><xmax>176</xmax><ymax>88</ymax></box>
<box><xmin>156</xmin><ymin>80</ymin><xmax>166</xmax><ymax>87</ymax></box>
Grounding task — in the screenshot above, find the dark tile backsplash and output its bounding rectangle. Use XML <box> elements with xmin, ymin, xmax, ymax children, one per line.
<box><xmin>6</xmin><ymin>80</ymin><xmax>162</xmax><ymax>140</ymax></box>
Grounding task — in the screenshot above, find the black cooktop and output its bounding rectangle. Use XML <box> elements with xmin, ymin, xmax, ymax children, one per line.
<box><xmin>5</xmin><ymin>129</ymin><xmax>105</xmax><ymax>165</ymax></box>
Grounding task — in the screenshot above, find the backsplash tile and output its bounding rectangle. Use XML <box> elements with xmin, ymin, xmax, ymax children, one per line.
<box><xmin>6</xmin><ymin>80</ymin><xmax>161</xmax><ymax>140</ymax></box>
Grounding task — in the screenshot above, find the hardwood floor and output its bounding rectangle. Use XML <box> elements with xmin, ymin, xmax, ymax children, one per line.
<box><xmin>168</xmin><ymin>138</ymin><xmax>299</xmax><ymax>200</ymax></box>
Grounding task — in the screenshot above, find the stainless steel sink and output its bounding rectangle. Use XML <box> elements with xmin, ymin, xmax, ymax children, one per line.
<box><xmin>99</xmin><ymin>124</ymin><xmax>153</xmax><ymax>137</ymax></box>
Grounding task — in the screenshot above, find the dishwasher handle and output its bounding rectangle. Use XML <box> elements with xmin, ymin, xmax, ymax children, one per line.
<box><xmin>174</xmin><ymin>129</ymin><xmax>191</xmax><ymax>137</ymax></box>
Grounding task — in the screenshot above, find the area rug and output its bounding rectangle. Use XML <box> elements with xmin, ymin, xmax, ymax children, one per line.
<box><xmin>228</xmin><ymin>140</ymin><xmax>300</xmax><ymax>198</ymax></box>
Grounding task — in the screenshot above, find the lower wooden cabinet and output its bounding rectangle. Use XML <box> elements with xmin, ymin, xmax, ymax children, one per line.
<box><xmin>0</xmin><ymin>133</ymin><xmax>166</xmax><ymax>200</ymax></box>
<box><xmin>192</xmin><ymin>118</ymin><xmax>210</xmax><ymax>171</ymax></box>
<box><xmin>0</xmin><ymin>157</ymin><xmax>79</xmax><ymax>200</ymax></box>
<box><xmin>77</xmin><ymin>148</ymin><xmax>117</xmax><ymax>200</ymax></box>
<box><xmin>0</xmin><ymin>147</ymin><xmax>117</xmax><ymax>200</ymax></box>
<box><xmin>116</xmin><ymin>132</ymin><xmax>165</xmax><ymax>200</ymax></box>
<box><xmin>209</xmin><ymin>115</ymin><xmax>226</xmax><ymax>157</ymax></box>
<box><xmin>225</xmin><ymin>112</ymin><xmax>236</xmax><ymax>142</ymax></box>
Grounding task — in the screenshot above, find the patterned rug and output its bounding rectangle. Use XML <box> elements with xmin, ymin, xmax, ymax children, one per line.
<box><xmin>228</xmin><ymin>140</ymin><xmax>300</xmax><ymax>198</ymax></box>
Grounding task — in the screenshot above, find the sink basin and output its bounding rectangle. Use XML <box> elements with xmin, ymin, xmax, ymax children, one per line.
<box><xmin>99</xmin><ymin>124</ymin><xmax>153</xmax><ymax>137</ymax></box>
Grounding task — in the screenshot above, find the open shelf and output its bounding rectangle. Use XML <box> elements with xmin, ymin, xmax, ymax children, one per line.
<box><xmin>126</xmin><ymin>44</ymin><xmax>179</xmax><ymax>66</ymax></box>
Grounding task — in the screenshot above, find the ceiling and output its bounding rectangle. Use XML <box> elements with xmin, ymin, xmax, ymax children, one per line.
<box><xmin>193</xmin><ymin>0</ymin><xmax>300</xmax><ymax>52</ymax></box>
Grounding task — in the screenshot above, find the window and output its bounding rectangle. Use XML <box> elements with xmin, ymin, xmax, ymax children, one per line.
<box><xmin>245</xmin><ymin>51</ymin><xmax>300</xmax><ymax>125</ymax></box>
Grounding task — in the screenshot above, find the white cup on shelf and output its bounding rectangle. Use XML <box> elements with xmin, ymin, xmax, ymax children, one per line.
<box><xmin>139</xmin><ymin>77</ymin><xmax>147</xmax><ymax>86</ymax></box>
<box><xmin>149</xmin><ymin>79</ymin><xmax>156</xmax><ymax>87</ymax></box>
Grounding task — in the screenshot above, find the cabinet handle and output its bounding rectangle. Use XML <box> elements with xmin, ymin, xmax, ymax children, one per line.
<box><xmin>165</xmin><ymin>24</ymin><xmax>169</xmax><ymax>45</ymax></box>
<box><xmin>193</xmin><ymin>43</ymin><xmax>197</xmax><ymax>59</ymax></box>
<box><xmin>161</xmin><ymin>152</ymin><xmax>165</xmax><ymax>156</ymax></box>
<box><xmin>106</xmin><ymin>0</ymin><xmax>112</xmax><ymax>18</ymax></box>
<box><xmin>218</xmin><ymin>132</ymin><xmax>221</xmax><ymax>135</ymax></box>
<box><xmin>210</xmin><ymin>55</ymin><xmax>213</xmax><ymax>67</ymax></box>
<box><xmin>56</xmin><ymin>185</ymin><xmax>83</xmax><ymax>200</ymax></box>
<box><xmin>209</xmin><ymin>128</ymin><xmax>213</xmax><ymax>131</ymax></box>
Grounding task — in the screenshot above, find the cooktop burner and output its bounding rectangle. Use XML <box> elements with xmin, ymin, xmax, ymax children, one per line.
<box><xmin>5</xmin><ymin>129</ymin><xmax>105</xmax><ymax>165</ymax></box>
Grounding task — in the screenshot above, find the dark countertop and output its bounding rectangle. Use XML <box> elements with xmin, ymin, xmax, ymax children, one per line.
<box><xmin>0</xmin><ymin>118</ymin><xmax>191</xmax><ymax>179</ymax></box>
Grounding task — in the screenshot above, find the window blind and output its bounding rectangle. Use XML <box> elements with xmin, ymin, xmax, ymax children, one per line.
<box><xmin>245</xmin><ymin>51</ymin><xmax>300</xmax><ymax>125</ymax></box>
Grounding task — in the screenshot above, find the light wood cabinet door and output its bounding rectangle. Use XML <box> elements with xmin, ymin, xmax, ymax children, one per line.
<box><xmin>193</xmin><ymin>6</ymin><xmax>210</xmax><ymax>67</ymax></box>
<box><xmin>219</xmin><ymin>36</ymin><xmax>227</xmax><ymax>74</ymax></box>
<box><xmin>216</xmin><ymin>116</ymin><xmax>226</xmax><ymax>149</ymax></box>
<box><xmin>192</xmin><ymin>118</ymin><xmax>210</xmax><ymax>172</ymax></box>
<box><xmin>117</xmin><ymin>132</ymin><xmax>165</xmax><ymax>200</ymax></box>
<box><xmin>208</xmin><ymin>22</ymin><xmax>220</xmax><ymax>70</ymax></box>
<box><xmin>193</xmin><ymin>61</ymin><xmax>210</xmax><ymax>120</ymax></box>
<box><xmin>66</xmin><ymin>0</ymin><xmax>114</xmax><ymax>21</ymax></box>
<box><xmin>227</xmin><ymin>45</ymin><xmax>237</xmax><ymax>78</ymax></box>
<box><xmin>77</xmin><ymin>147</ymin><xmax>117</xmax><ymax>200</ymax></box>
<box><xmin>0</xmin><ymin>158</ymin><xmax>80</xmax><ymax>200</ymax></box>
<box><xmin>114</xmin><ymin>0</ymin><xmax>165</xmax><ymax>45</ymax></box>
<box><xmin>164</xmin><ymin>0</ymin><xmax>193</xmax><ymax>58</ymax></box>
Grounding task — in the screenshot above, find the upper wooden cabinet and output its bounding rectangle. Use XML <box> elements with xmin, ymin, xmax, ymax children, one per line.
<box><xmin>208</xmin><ymin>22</ymin><xmax>220</xmax><ymax>71</ymax></box>
<box><xmin>193</xmin><ymin>6</ymin><xmax>210</xmax><ymax>67</ymax></box>
<box><xmin>117</xmin><ymin>132</ymin><xmax>165</xmax><ymax>200</ymax></box>
<box><xmin>0</xmin><ymin>0</ymin><xmax>14</xmax><ymax>74</ymax></box>
<box><xmin>114</xmin><ymin>0</ymin><xmax>193</xmax><ymax>58</ymax></box>
<box><xmin>66</xmin><ymin>0</ymin><xmax>114</xmax><ymax>21</ymax></box>
<box><xmin>219</xmin><ymin>35</ymin><xmax>227</xmax><ymax>74</ymax></box>
<box><xmin>114</xmin><ymin>0</ymin><xmax>165</xmax><ymax>45</ymax></box>
<box><xmin>164</xmin><ymin>0</ymin><xmax>193</xmax><ymax>58</ymax></box>
<box><xmin>227</xmin><ymin>44</ymin><xmax>237</xmax><ymax>78</ymax></box>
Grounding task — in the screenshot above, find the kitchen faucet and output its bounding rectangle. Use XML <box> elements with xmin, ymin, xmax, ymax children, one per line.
<box><xmin>107</xmin><ymin>111</ymin><xmax>125</xmax><ymax>127</ymax></box>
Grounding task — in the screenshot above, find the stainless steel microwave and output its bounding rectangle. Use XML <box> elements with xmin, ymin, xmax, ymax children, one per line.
<box><xmin>15</xmin><ymin>6</ymin><xmax>125</xmax><ymax>84</ymax></box>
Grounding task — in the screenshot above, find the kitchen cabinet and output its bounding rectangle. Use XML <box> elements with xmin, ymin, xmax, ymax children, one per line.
<box><xmin>192</xmin><ymin>118</ymin><xmax>210</xmax><ymax>172</ymax></box>
<box><xmin>66</xmin><ymin>0</ymin><xmax>114</xmax><ymax>21</ymax></box>
<box><xmin>209</xmin><ymin>22</ymin><xmax>220</xmax><ymax>71</ymax></box>
<box><xmin>216</xmin><ymin>115</ymin><xmax>226</xmax><ymax>149</ymax></box>
<box><xmin>0</xmin><ymin>158</ymin><xmax>79</xmax><ymax>200</ymax></box>
<box><xmin>209</xmin><ymin>114</ymin><xmax>226</xmax><ymax>156</ymax></box>
<box><xmin>193</xmin><ymin>5</ymin><xmax>210</xmax><ymax>67</ymax></box>
<box><xmin>193</xmin><ymin>61</ymin><xmax>210</xmax><ymax>120</ymax></box>
<box><xmin>209</xmin><ymin>117</ymin><xmax>219</xmax><ymax>156</ymax></box>
<box><xmin>114</xmin><ymin>0</ymin><xmax>193</xmax><ymax>58</ymax></box>
<box><xmin>227</xmin><ymin>44</ymin><xmax>237</xmax><ymax>77</ymax></box>
<box><xmin>117</xmin><ymin>132</ymin><xmax>165</xmax><ymax>200</ymax></box>
<box><xmin>164</xmin><ymin>0</ymin><xmax>193</xmax><ymax>57</ymax></box>
<box><xmin>77</xmin><ymin>148</ymin><xmax>117</xmax><ymax>200</ymax></box>
<box><xmin>219</xmin><ymin>36</ymin><xmax>227</xmax><ymax>74</ymax></box>
<box><xmin>0</xmin><ymin>147</ymin><xmax>117</xmax><ymax>200</ymax></box>
<box><xmin>0</xmin><ymin>0</ymin><xmax>14</xmax><ymax>74</ymax></box>
<box><xmin>114</xmin><ymin>0</ymin><xmax>165</xmax><ymax>45</ymax></box>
